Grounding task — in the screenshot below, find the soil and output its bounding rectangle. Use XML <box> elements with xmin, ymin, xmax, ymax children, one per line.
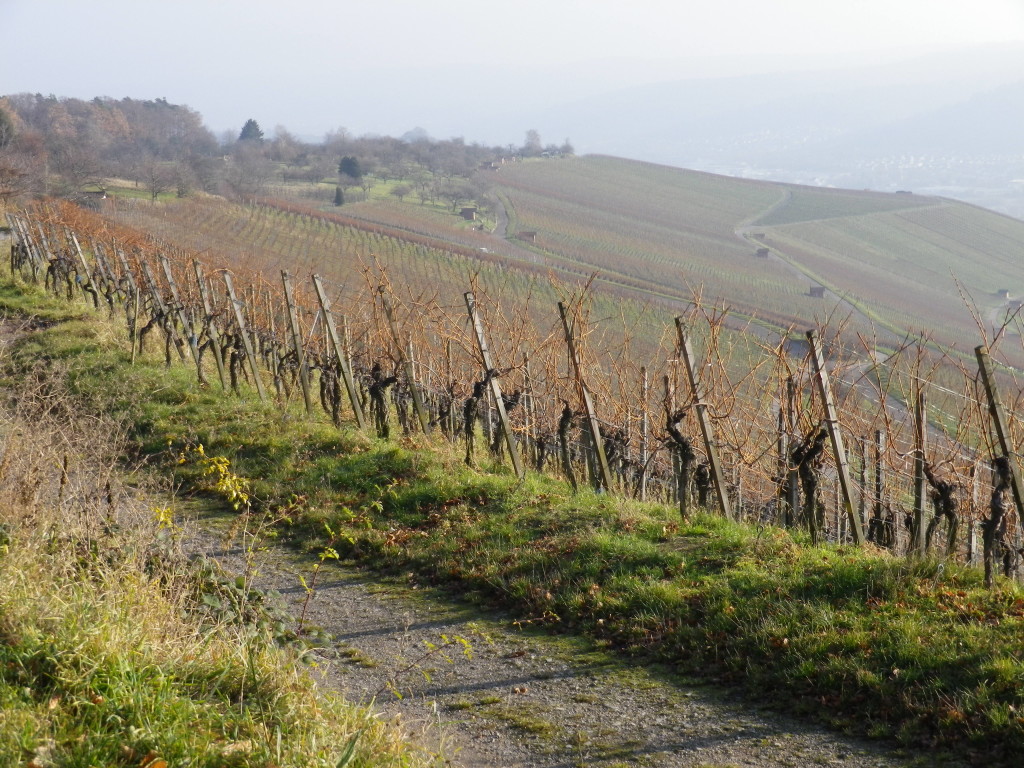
<box><xmin>185</xmin><ymin>518</ymin><xmax>962</xmax><ymax>768</ymax></box>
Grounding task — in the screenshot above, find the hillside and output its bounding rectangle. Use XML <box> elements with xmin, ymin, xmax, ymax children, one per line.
<box><xmin>1</xmin><ymin>229</ymin><xmax>1023</xmax><ymax>766</ymax></box>
<box><xmin>208</xmin><ymin>152</ymin><xmax>1024</xmax><ymax>368</ymax></box>
<box><xmin>485</xmin><ymin>156</ymin><xmax>1024</xmax><ymax>365</ymax></box>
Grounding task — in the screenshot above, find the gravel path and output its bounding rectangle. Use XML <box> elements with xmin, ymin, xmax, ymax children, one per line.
<box><xmin>187</xmin><ymin>522</ymin><xmax>958</xmax><ymax>768</ymax></box>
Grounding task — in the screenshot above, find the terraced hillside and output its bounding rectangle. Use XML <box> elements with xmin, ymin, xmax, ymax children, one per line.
<box><xmin>108</xmin><ymin>153</ymin><xmax>1024</xmax><ymax>369</ymax></box>
<box><xmin>104</xmin><ymin>195</ymin><xmax>681</xmax><ymax>372</ymax></box>
<box><xmin>759</xmin><ymin>199</ymin><xmax>1024</xmax><ymax>355</ymax></box>
<box><xmin>491</xmin><ymin>156</ymin><xmax>1024</xmax><ymax>366</ymax></box>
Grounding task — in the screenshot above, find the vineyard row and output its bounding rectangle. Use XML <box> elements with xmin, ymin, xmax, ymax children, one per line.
<box><xmin>6</xmin><ymin>201</ymin><xmax>1024</xmax><ymax>588</ymax></box>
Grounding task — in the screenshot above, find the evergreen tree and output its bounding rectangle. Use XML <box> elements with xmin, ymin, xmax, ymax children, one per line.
<box><xmin>338</xmin><ymin>155</ymin><xmax>362</xmax><ymax>179</ymax></box>
<box><xmin>238</xmin><ymin>118</ymin><xmax>264</xmax><ymax>143</ymax></box>
<box><xmin>333</xmin><ymin>185</ymin><xmax>343</xmax><ymax>206</ymax></box>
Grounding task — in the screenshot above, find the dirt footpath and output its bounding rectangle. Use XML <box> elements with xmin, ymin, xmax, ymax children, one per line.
<box><xmin>189</xmin><ymin>524</ymin><xmax>957</xmax><ymax>768</ymax></box>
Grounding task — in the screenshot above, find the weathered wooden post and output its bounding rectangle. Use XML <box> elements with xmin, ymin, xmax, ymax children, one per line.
<box><xmin>261</xmin><ymin>289</ymin><xmax>283</xmax><ymax>399</ymax></box>
<box><xmin>639</xmin><ymin>366</ymin><xmax>649</xmax><ymax>501</ymax></box>
<box><xmin>664</xmin><ymin>374</ymin><xmax>680</xmax><ymax>505</ymax></box>
<box><xmin>113</xmin><ymin>249</ymin><xmax>142</xmax><ymax>361</ymax></box>
<box><xmin>67</xmin><ymin>232</ymin><xmax>99</xmax><ymax>309</ymax></box>
<box><xmin>90</xmin><ymin>240</ymin><xmax>118</xmax><ymax>311</ymax></box>
<box><xmin>975</xmin><ymin>345</ymin><xmax>1024</xmax><ymax>523</ymax></box>
<box><xmin>675</xmin><ymin>318</ymin><xmax>733</xmax><ymax>520</ymax></box>
<box><xmin>523</xmin><ymin>352</ymin><xmax>535</xmax><ymax>464</ymax></box>
<box><xmin>465</xmin><ymin>292</ymin><xmax>525</xmax><ymax>479</ymax></box>
<box><xmin>281</xmin><ymin>271</ymin><xmax>315</xmax><ymax>414</ymax></box>
<box><xmin>34</xmin><ymin>222</ymin><xmax>53</xmax><ymax>262</ymax></box>
<box><xmin>13</xmin><ymin>216</ymin><xmax>40</xmax><ymax>281</ymax></box>
<box><xmin>115</xmin><ymin>248</ymin><xmax>139</xmax><ymax>303</ymax></box>
<box><xmin>25</xmin><ymin>217</ymin><xmax>43</xmax><ymax>282</ymax></box>
<box><xmin>311</xmin><ymin>274</ymin><xmax>366</xmax><ymax>430</ymax></box>
<box><xmin>858</xmin><ymin>436</ymin><xmax>868</xmax><ymax>535</ymax></box>
<box><xmin>6</xmin><ymin>215</ymin><xmax>23</xmax><ymax>277</ymax></box>
<box><xmin>872</xmin><ymin>429</ymin><xmax>886</xmax><ymax>546</ymax></box>
<box><xmin>968</xmin><ymin>462</ymin><xmax>980</xmax><ymax>564</ymax></box>
<box><xmin>193</xmin><ymin>261</ymin><xmax>228</xmax><ymax>391</ymax></box>
<box><xmin>139</xmin><ymin>258</ymin><xmax>188</xmax><ymax>365</ymax></box>
<box><xmin>379</xmin><ymin>287</ymin><xmax>430</xmax><ymax>434</ymax></box>
<box><xmin>160</xmin><ymin>256</ymin><xmax>203</xmax><ymax>377</ymax></box>
<box><xmin>806</xmin><ymin>329</ymin><xmax>866</xmax><ymax>545</ymax></box>
<box><xmin>557</xmin><ymin>301</ymin><xmax>614</xmax><ymax>493</ymax></box>
<box><xmin>223</xmin><ymin>272</ymin><xmax>268</xmax><ymax>402</ymax></box>
<box><xmin>784</xmin><ymin>377</ymin><xmax>800</xmax><ymax>526</ymax></box>
<box><xmin>777</xmin><ymin>398</ymin><xmax>789</xmax><ymax>525</ymax></box>
<box><xmin>911</xmin><ymin>384</ymin><xmax>928</xmax><ymax>555</ymax></box>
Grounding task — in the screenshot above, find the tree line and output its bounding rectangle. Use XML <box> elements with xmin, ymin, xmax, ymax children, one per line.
<box><xmin>0</xmin><ymin>93</ymin><xmax>568</xmax><ymax>211</ymax></box>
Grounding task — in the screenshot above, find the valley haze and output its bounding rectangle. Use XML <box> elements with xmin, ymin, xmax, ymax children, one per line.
<box><xmin>4</xmin><ymin>0</ymin><xmax>1024</xmax><ymax>214</ymax></box>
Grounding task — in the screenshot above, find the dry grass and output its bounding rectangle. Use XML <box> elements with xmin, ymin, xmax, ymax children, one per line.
<box><xmin>0</xmin><ymin>359</ymin><xmax>439</xmax><ymax>767</ymax></box>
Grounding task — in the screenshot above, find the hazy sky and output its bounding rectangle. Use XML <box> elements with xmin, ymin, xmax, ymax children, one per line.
<box><xmin>4</xmin><ymin>0</ymin><xmax>1024</xmax><ymax>143</ymax></box>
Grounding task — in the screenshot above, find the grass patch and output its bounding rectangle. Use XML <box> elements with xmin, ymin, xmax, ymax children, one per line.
<box><xmin>0</xmin><ymin>283</ymin><xmax>437</xmax><ymax>767</ymax></box>
<box><xmin>2</xmin><ymin>276</ymin><xmax>1023</xmax><ymax>765</ymax></box>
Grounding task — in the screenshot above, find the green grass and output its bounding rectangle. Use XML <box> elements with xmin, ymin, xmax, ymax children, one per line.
<box><xmin>0</xmin><ymin>539</ymin><xmax>398</xmax><ymax>768</ymax></box>
<box><xmin>0</xmin><ymin>282</ymin><xmax>436</xmax><ymax>767</ymax></box>
<box><xmin>2</xmin><ymin>276</ymin><xmax>1022</xmax><ymax>765</ymax></box>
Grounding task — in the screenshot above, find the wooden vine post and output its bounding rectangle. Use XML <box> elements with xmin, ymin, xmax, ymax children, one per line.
<box><xmin>675</xmin><ymin>319</ymin><xmax>733</xmax><ymax>520</ymax></box>
<box><xmin>139</xmin><ymin>259</ymin><xmax>188</xmax><ymax>364</ymax></box>
<box><xmin>379</xmin><ymin>287</ymin><xmax>430</xmax><ymax>434</ymax></box>
<box><xmin>19</xmin><ymin>216</ymin><xmax>42</xmax><ymax>279</ymax></box>
<box><xmin>911</xmin><ymin>384</ymin><xmax>928</xmax><ymax>554</ymax></box>
<box><xmin>192</xmin><ymin>260</ymin><xmax>228</xmax><ymax>391</ymax></box>
<box><xmin>639</xmin><ymin>366</ymin><xmax>649</xmax><ymax>501</ymax></box>
<box><xmin>557</xmin><ymin>301</ymin><xmax>614</xmax><ymax>493</ymax></box>
<box><xmin>34</xmin><ymin>222</ymin><xmax>52</xmax><ymax>262</ymax></box>
<box><xmin>20</xmin><ymin>216</ymin><xmax>43</xmax><ymax>281</ymax></box>
<box><xmin>160</xmin><ymin>255</ymin><xmax>203</xmax><ymax>376</ymax></box>
<box><xmin>89</xmin><ymin>240</ymin><xmax>118</xmax><ymax>310</ymax></box>
<box><xmin>806</xmin><ymin>329</ymin><xmax>866</xmax><ymax>544</ymax></box>
<box><xmin>265</xmin><ymin>289</ymin><xmax>283</xmax><ymax>399</ymax></box>
<box><xmin>464</xmin><ymin>292</ymin><xmax>525</xmax><ymax>479</ymax></box>
<box><xmin>975</xmin><ymin>345</ymin><xmax>1024</xmax><ymax>521</ymax></box>
<box><xmin>114</xmin><ymin>248</ymin><xmax>142</xmax><ymax>356</ymax></box>
<box><xmin>872</xmin><ymin>429</ymin><xmax>886</xmax><ymax>544</ymax></box>
<box><xmin>88</xmin><ymin>240</ymin><xmax>112</xmax><ymax>293</ymax></box>
<box><xmin>523</xmin><ymin>352</ymin><xmax>535</xmax><ymax>464</ymax></box>
<box><xmin>223</xmin><ymin>271</ymin><xmax>268</xmax><ymax>402</ymax></box>
<box><xmin>67</xmin><ymin>232</ymin><xmax>99</xmax><ymax>309</ymax></box>
<box><xmin>311</xmin><ymin>274</ymin><xmax>366</xmax><ymax>430</ymax></box>
<box><xmin>776</xmin><ymin>406</ymin><xmax>788</xmax><ymax>523</ymax></box>
<box><xmin>281</xmin><ymin>271</ymin><xmax>315</xmax><ymax>414</ymax></box>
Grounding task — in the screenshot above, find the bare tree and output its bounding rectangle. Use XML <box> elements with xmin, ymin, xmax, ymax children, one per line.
<box><xmin>439</xmin><ymin>179</ymin><xmax>474</xmax><ymax>211</ymax></box>
<box><xmin>390</xmin><ymin>183</ymin><xmax>412</xmax><ymax>202</ymax></box>
<box><xmin>50</xmin><ymin>143</ymin><xmax>104</xmax><ymax>198</ymax></box>
<box><xmin>224</xmin><ymin>143</ymin><xmax>275</xmax><ymax>200</ymax></box>
<box><xmin>141</xmin><ymin>157</ymin><xmax>174</xmax><ymax>202</ymax></box>
<box><xmin>523</xmin><ymin>129</ymin><xmax>542</xmax><ymax>157</ymax></box>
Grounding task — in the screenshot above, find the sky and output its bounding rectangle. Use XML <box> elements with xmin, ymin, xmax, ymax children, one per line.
<box><xmin>3</xmin><ymin>0</ymin><xmax>1024</xmax><ymax>145</ymax></box>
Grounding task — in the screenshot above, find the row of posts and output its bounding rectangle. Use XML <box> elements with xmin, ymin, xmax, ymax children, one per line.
<box><xmin>6</xmin><ymin>209</ymin><xmax>1024</xmax><ymax>563</ymax></box>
